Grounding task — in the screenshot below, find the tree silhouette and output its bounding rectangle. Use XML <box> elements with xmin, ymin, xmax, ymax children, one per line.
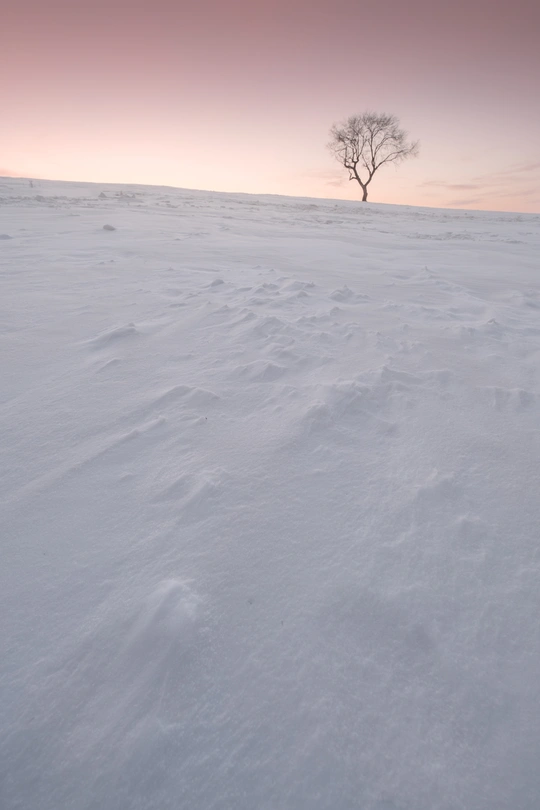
<box><xmin>328</xmin><ymin>112</ymin><xmax>419</xmax><ymax>201</ymax></box>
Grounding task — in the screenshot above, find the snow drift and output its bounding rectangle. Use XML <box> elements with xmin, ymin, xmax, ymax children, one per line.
<box><xmin>1</xmin><ymin>177</ymin><xmax>540</xmax><ymax>810</ymax></box>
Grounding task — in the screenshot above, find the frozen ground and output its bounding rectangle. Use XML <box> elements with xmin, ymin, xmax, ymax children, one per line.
<box><xmin>1</xmin><ymin>177</ymin><xmax>540</xmax><ymax>810</ymax></box>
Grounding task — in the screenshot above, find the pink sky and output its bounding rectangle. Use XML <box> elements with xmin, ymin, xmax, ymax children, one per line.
<box><xmin>2</xmin><ymin>0</ymin><xmax>539</xmax><ymax>211</ymax></box>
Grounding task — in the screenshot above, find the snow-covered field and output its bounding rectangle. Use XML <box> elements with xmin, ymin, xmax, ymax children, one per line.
<box><xmin>1</xmin><ymin>177</ymin><xmax>540</xmax><ymax>810</ymax></box>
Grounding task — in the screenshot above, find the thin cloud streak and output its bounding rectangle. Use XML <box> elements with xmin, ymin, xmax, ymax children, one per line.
<box><xmin>446</xmin><ymin>196</ymin><xmax>485</xmax><ymax>207</ymax></box>
<box><xmin>0</xmin><ymin>168</ymin><xmax>22</xmax><ymax>177</ymax></box>
<box><xmin>421</xmin><ymin>181</ymin><xmax>481</xmax><ymax>191</ymax></box>
<box><xmin>476</xmin><ymin>162</ymin><xmax>540</xmax><ymax>179</ymax></box>
<box><xmin>420</xmin><ymin>161</ymin><xmax>540</xmax><ymax>211</ymax></box>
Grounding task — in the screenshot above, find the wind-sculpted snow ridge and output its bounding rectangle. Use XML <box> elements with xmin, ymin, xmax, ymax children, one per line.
<box><xmin>1</xmin><ymin>177</ymin><xmax>540</xmax><ymax>810</ymax></box>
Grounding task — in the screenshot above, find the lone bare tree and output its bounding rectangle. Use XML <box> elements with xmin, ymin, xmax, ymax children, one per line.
<box><xmin>328</xmin><ymin>112</ymin><xmax>419</xmax><ymax>201</ymax></box>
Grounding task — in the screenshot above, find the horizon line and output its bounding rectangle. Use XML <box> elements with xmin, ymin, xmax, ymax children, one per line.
<box><xmin>1</xmin><ymin>173</ymin><xmax>538</xmax><ymax>218</ymax></box>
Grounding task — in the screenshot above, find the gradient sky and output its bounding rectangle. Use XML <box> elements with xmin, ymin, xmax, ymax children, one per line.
<box><xmin>2</xmin><ymin>0</ymin><xmax>539</xmax><ymax>211</ymax></box>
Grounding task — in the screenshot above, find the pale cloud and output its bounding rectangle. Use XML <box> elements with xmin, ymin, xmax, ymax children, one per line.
<box><xmin>420</xmin><ymin>181</ymin><xmax>481</xmax><ymax>191</ymax></box>
<box><xmin>445</xmin><ymin>196</ymin><xmax>485</xmax><ymax>207</ymax></box>
<box><xmin>301</xmin><ymin>169</ymin><xmax>346</xmax><ymax>188</ymax></box>
<box><xmin>475</xmin><ymin>162</ymin><xmax>540</xmax><ymax>181</ymax></box>
<box><xmin>0</xmin><ymin>168</ymin><xmax>22</xmax><ymax>177</ymax></box>
<box><xmin>422</xmin><ymin>161</ymin><xmax>540</xmax><ymax>211</ymax></box>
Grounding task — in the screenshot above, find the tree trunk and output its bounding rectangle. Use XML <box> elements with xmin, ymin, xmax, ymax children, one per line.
<box><xmin>352</xmin><ymin>167</ymin><xmax>369</xmax><ymax>201</ymax></box>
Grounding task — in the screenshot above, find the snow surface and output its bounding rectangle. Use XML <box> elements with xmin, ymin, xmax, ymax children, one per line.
<box><xmin>1</xmin><ymin>177</ymin><xmax>540</xmax><ymax>810</ymax></box>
